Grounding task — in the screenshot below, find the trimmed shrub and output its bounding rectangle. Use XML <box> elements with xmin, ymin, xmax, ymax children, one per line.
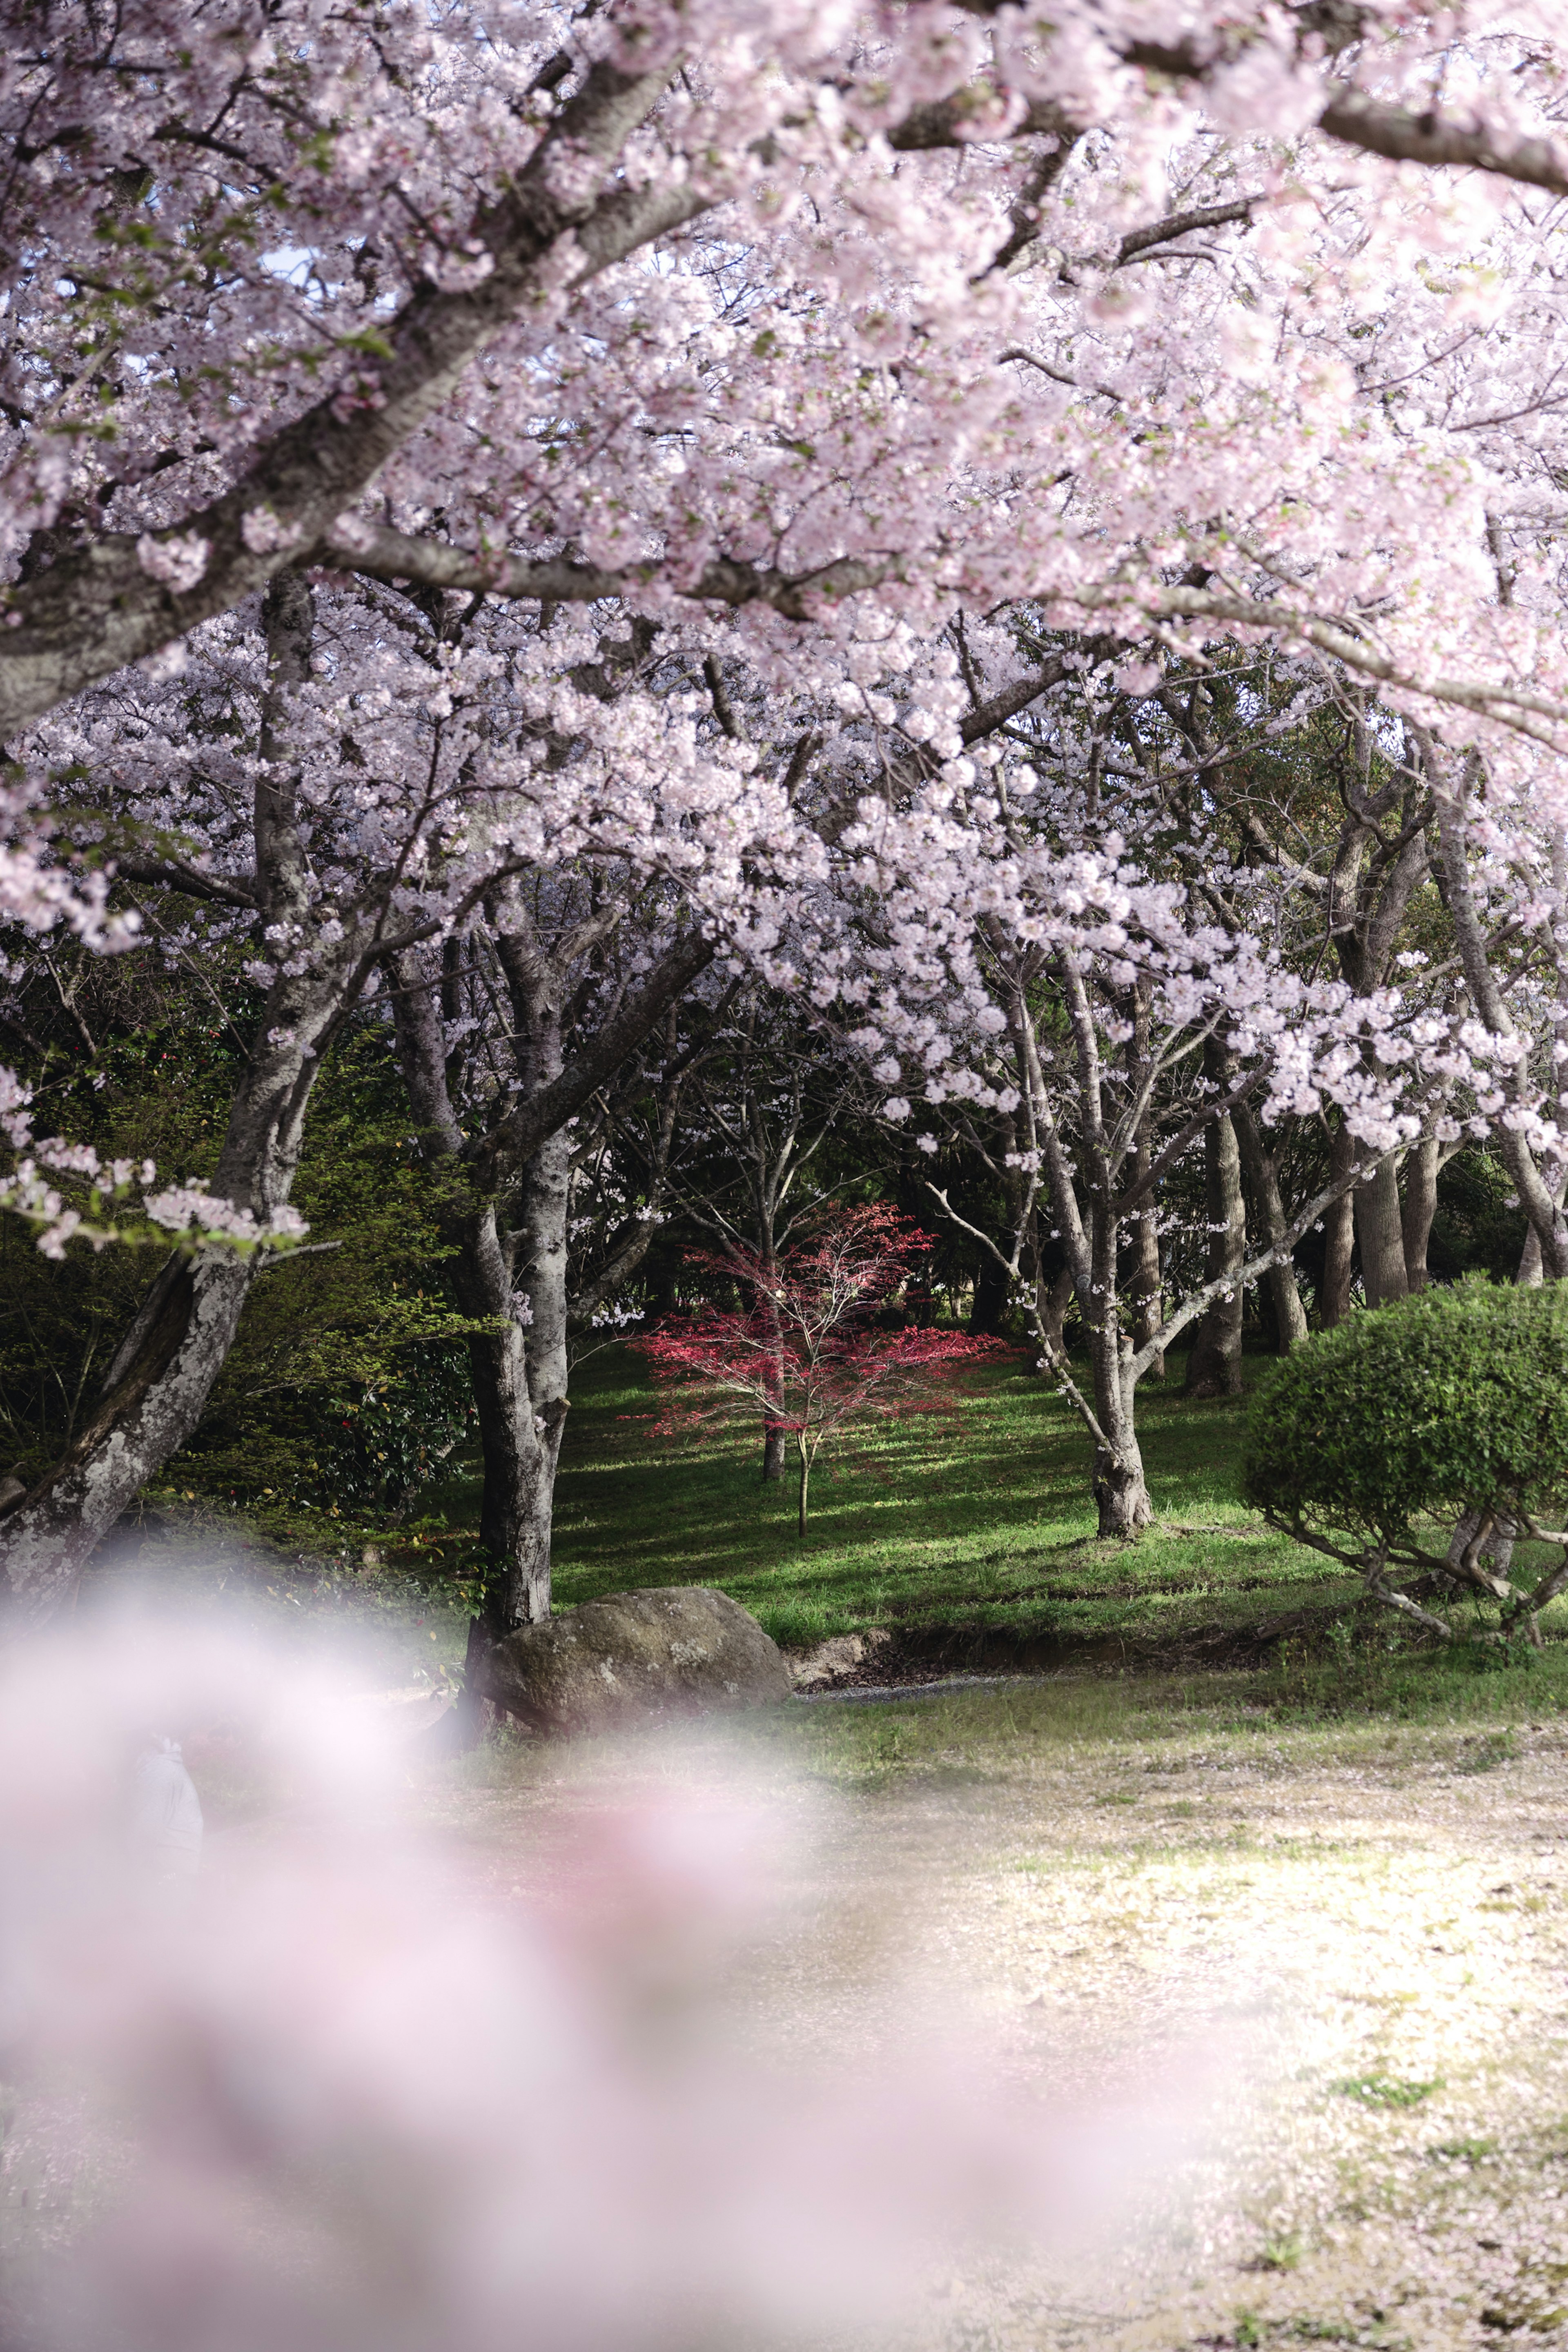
<box><xmin>1245</xmin><ymin>1278</ymin><xmax>1568</xmax><ymax>1557</ymax></box>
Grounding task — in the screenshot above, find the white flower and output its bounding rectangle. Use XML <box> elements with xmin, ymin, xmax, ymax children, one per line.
<box><xmin>242</xmin><ymin>506</ymin><xmax>303</xmax><ymax>556</ymax></box>
<box><xmin>137</xmin><ymin>641</ymin><xmax>187</xmax><ymax>684</ymax></box>
<box><xmin>136</xmin><ymin>532</ymin><xmax>210</xmax><ymax>593</ymax></box>
<box><xmin>423</xmin><ymin>241</ymin><xmax>495</xmax><ymax>293</ymax></box>
<box><xmin>329</xmin><ymin>510</ymin><xmax>377</xmax><ymax>555</ymax></box>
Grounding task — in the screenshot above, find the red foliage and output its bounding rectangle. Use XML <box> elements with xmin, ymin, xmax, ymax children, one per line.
<box><xmin>630</xmin><ymin>1206</ymin><xmax>1013</xmax><ymax>1532</ymax></box>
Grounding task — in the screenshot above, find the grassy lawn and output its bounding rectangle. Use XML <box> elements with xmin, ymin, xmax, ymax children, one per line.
<box><xmin>158</xmin><ymin>1341</ymin><xmax>1568</xmax><ymax>1693</ymax></box>
<box><xmin>413</xmin><ymin>1345</ymin><xmax>1559</xmax><ymax>1661</ymax></box>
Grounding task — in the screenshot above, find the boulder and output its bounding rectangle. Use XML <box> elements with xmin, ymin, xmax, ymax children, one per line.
<box><xmin>475</xmin><ymin>1586</ymin><xmax>792</xmax><ymax>1736</ymax></box>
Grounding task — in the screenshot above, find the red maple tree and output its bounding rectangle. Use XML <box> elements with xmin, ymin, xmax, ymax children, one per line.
<box><xmin>632</xmin><ymin>1207</ymin><xmax>1012</xmax><ymax>1534</ymax></box>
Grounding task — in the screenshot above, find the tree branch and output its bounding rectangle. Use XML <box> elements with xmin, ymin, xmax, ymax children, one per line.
<box><xmin>330</xmin><ymin>520</ymin><xmax>898</xmax><ymax>621</ymax></box>
<box><xmin>479</xmin><ymin>928</ymin><xmax>716</xmax><ymax>1181</ymax></box>
<box><xmin>113</xmin><ymin>858</ymin><xmax>259</xmax><ymax>910</ymax></box>
<box><xmin>1317</xmin><ymin>87</ymin><xmax>1568</xmax><ymax>196</ymax></box>
<box><xmin>0</xmin><ymin>56</ymin><xmax>691</xmax><ymax>732</ymax></box>
<box><xmin>1116</xmin><ymin>197</ymin><xmax>1257</xmax><ymax>263</ymax></box>
<box><xmin>1128</xmin><ymin>1158</ymin><xmax>1370</xmax><ymax>1381</ymax></box>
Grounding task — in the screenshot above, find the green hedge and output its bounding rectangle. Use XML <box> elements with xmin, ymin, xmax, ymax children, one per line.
<box><xmin>1245</xmin><ymin>1279</ymin><xmax>1568</xmax><ymax>1553</ymax></box>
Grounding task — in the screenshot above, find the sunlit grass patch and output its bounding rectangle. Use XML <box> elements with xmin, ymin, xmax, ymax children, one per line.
<box><xmin>1333</xmin><ymin>2075</ymin><xmax>1443</xmax><ymax>2109</ymax></box>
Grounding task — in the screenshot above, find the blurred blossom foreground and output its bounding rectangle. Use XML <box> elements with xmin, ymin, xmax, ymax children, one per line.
<box><xmin>0</xmin><ymin>1621</ymin><xmax>1185</xmax><ymax>2352</ymax></box>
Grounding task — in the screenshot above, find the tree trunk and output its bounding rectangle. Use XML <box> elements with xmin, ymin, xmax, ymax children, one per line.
<box><xmin>1430</xmin><ymin>757</ymin><xmax>1568</xmax><ymax>1280</ymax></box>
<box><xmin>970</xmin><ymin>1254</ymin><xmax>1009</xmax><ymax>1334</ymax></box>
<box><xmin>391</xmin><ymin>944</ymin><xmax>568</xmax><ymax>1637</ymax></box>
<box><xmin>1234</xmin><ymin>1101</ymin><xmax>1309</xmax><ymax>1354</ymax></box>
<box><xmin>1354</xmin><ymin>1152</ymin><xmax>1409</xmax><ymax>1307</ymax></box>
<box><xmin>1083</xmin><ymin>1197</ymin><xmax>1150</xmax><ymax>1537</ymax></box>
<box><xmin>1037</xmin><ymin>1262</ymin><xmax>1074</xmax><ymax>1356</ymax></box>
<box><xmin>1037</xmin><ymin>953</ymin><xmax>1154</xmax><ymax>1537</ymax></box>
<box><xmin>0</xmin><ymin>1249</ymin><xmax>255</xmax><ymax>1618</ymax></box>
<box><xmin>1319</xmin><ymin>1127</ymin><xmax>1358</xmax><ymax>1327</ymax></box>
<box><xmin>1446</xmin><ymin>1506</ymin><xmax>1516</xmax><ymax>1588</ymax></box>
<box><xmin>392</xmin><ymin>919</ymin><xmax>714</xmax><ymax>1677</ymax></box>
<box><xmin>797</xmin><ymin>1434</ymin><xmax>811</xmax><ymax>1535</ymax></box>
<box><xmin>1126</xmin><ymin>1194</ymin><xmax>1165</xmax><ymax>1380</ymax></box>
<box><xmin>1185</xmin><ymin>1055</ymin><xmax>1246</xmax><ymax>1398</ymax></box>
<box><xmin>0</xmin><ymin>574</ymin><xmax>336</xmax><ymax>1621</ymax></box>
<box><xmin>757</xmin><ymin>1245</ymin><xmax>788</xmax><ymax>1483</ymax></box>
<box><xmin>512</xmin><ymin>1125</ymin><xmax>573</xmax><ymax>1625</ymax></box>
<box><xmin>1125</xmin><ymin>983</ymin><xmax>1164</xmax><ymax>1377</ymax></box>
<box><xmin>0</xmin><ymin>1006</ymin><xmax>339</xmax><ymax>1619</ymax></box>
<box><xmin>455</xmin><ymin>1155</ymin><xmax>572</xmax><ymax>1636</ymax></box>
<box><xmin>457</xmin><ymin>1134</ymin><xmax>572</xmax><ymax>1633</ymax></box>
<box><xmin>1400</xmin><ymin>1136</ymin><xmax>1441</xmax><ymax>1292</ymax></box>
<box><xmin>1089</xmin><ymin>1324</ymin><xmax>1152</xmax><ymax>1537</ymax></box>
<box><xmin>459</xmin><ymin>1210</ymin><xmax>532</xmax><ymax>1643</ymax></box>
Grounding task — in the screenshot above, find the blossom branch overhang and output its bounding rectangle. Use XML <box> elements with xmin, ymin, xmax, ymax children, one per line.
<box><xmin>1068</xmin><ymin>585</ymin><xmax>1568</xmax><ymax>752</ymax></box>
<box><xmin>942</xmin><ymin>7</ymin><xmax>1568</xmax><ymax>200</ymax></box>
<box><xmin>0</xmin><ymin>51</ymin><xmax>698</xmax><ymax>735</ymax></box>
<box><xmin>328</xmin><ymin>523</ymin><xmax>904</xmax><ymax>624</ymax></box>
<box><xmin>324</xmin><ymin>536</ymin><xmax>1568</xmax><ymax>757</ymax></box>
<box><xmin>0</xmin><ymin>24</ymin><xmax>1255</xmax><ymax>739</ymax></box>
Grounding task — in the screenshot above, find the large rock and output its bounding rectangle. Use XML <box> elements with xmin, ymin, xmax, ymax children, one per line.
<box><xmin>475</xmin><ymin>1586</ymin><xmax>792</xmax><ymax>1736</ymax></box>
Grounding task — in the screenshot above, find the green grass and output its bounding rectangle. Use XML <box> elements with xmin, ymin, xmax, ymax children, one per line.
<box><xmin>450</xmin><ymin>1651</ymin><xmax>1568</xmax><ymax>1812</ymax></box>
<box><xmin>414</xmin><ymin>1346</ymin><xmax>1350</xmax><ymax>1652</ymax></box>
<box><xmin>1334</xmin><ymin>2076</ymin><xmax>1443</xmax><ymax>2109</ymax></box>
<box><xmin>408</xmin><ymin>1346</ymin><xmax>1568</xmax><ymax>1675</ymax></box>
<box><xmin>166</xmin><ymin>1339</ymin><xmax>1568</xmax><ymax>1716</ymax></box>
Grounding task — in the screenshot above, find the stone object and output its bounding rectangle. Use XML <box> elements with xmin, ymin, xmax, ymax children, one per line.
<box><xmin>476</xmin><ymin>1586</ymin><xmax>791</xmax><ymax>1736</ymax></box>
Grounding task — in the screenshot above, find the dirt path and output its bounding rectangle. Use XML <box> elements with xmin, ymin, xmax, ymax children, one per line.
<box><xmin>920</xmin><ymin>1715</ymin><xmax>1568</xmax><ymax>2350</ymax></box>
<box><xmin>446</xmin><ymin>1689</ymin><xmax>1568</xmax><ymax>2351</ymax></box>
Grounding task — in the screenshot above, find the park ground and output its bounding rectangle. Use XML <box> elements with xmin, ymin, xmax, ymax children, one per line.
<box><xmin>147</xmin><ymin>1344</ymin><xmax>1568</xmax><ymax>1674</ymax></box>
<box><xmin>436</xmin><ymin>1685</ymin><xmax>1568</xmax><ymax>2352</ymax></box>
<box><xmin>114</xmin><ymin>1348</ymin><xmax>1568</xmax><ymax>2352</ymax></box>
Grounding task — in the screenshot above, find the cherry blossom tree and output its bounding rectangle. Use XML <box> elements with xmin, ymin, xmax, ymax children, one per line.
<box><xmin>2</xmin><ymin>0</ymin><xmax>1568</xmax><ymax>757</ymax></box>
<box><xmin>816</xmin><ymin>626</ymin><xmax>1488</xmax><ymax>1535</ymax></box>
<box><xmin>389</xmin><ymin>885</ymin><xmax>716</xmax><ymax>1645</ymax></box>
<box><xmin>7</xmin><ymin>0</ymin><xmax>1568</xmax><ymax>1618</ymax></box>
<box><xmin>0</xmin><ymin>581</ymin><xmax>816</xmax><ymax>1616</ymax></box>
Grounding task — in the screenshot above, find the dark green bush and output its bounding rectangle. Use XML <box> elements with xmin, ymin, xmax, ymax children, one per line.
<box><xmin>1245</xmin><ymin>1278</ymin><xmax>1568</xmax><ymax>1557</ymax></box>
